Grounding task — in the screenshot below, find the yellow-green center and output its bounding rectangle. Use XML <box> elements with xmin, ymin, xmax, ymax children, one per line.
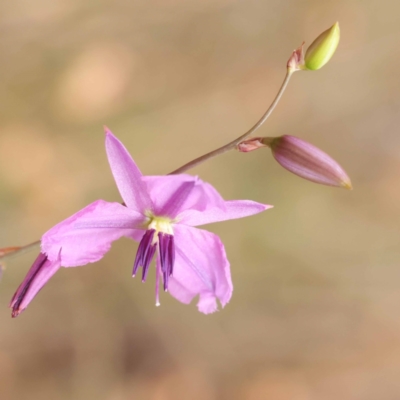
<box><xmin>144</xmin><ymin>211</ymin><xmax>174</xmax><ymax>236</ymax></box>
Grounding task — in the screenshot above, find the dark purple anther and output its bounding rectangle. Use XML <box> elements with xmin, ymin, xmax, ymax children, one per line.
<box><xmin>168</xmin><ymin>235</ymin><xmax>175</xmax><ymax>276</ymax></box>
<box><xmin>158</xmin><ymin>232</ymin><xmax>175</xmax><ymax>291</ymax></box>
<box><xmin>133</xmin><ymin>229</ymin><xmax>156</xmax><ymax>278</ymax></box>
<box><xmin>142</xmin><ymin>243</ymin><xmax>156</xmax><ymax>282</ymax></box>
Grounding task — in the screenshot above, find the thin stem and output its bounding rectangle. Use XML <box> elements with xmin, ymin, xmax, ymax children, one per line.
<box><xmin>169</xmin><ymin>68</ymin><xmax>294</xmax><ymax>175</ymax></box>
<box><xmin>0</xmin><ymin>240</ymin><xmax>40</xmax><ymax>261</ymax></box>
<box><xmin>0</xmin><ymin>69</ymin><xmax>294</xmax><ymax>262</ymax></box>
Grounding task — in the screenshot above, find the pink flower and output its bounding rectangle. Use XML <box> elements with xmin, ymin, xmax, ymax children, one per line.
<box><xmin>11</xmin><ymin>128</ymin><xmax>271</xmax><ymax>317</ymax></box>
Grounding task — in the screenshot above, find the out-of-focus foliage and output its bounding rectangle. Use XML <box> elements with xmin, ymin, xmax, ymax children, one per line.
<box><xmin>1</xmin><ymin>0</ymin><xmax>400</xmax><ymax>399</ymax></box>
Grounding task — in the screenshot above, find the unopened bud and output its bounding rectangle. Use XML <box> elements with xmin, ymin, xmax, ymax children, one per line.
<box><xmin>262</xmin><ymin>135</ymin><xmax>352</xmax><ymax>189</ymax></box>
<box><xmin>304</xmin><ymin>22</ymin><xmax>340</xmax><ymax>70</ymax></box>
<box><xmin>287</xmin><ymin>43</ymin><xmax>305</xmax><ymax>72</ymax></box>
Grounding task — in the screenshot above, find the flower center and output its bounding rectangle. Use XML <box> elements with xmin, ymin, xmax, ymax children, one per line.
<box><xmin>133</xmin><ymin>213</ymin><xmax>176</xmax><ymax>303</ymax></box>
<box><xmin>146</xmin><ymin>215</ymin><xmax>174</xmax><ymax>237</ymax></box>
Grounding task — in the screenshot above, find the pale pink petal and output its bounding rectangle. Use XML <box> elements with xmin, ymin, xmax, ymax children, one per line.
<box><xmin>153</xmin><ymin>180</ymin><xmax>196</xmax><ymax>219</ymax></box>
<box><xmin>167</xmin><ymin>225</ymin><xmax>232</xmax><ymax>314</ymax></box>
<box><xmin>105</xmin><ymin>128</ymin><xmax>153</xmax><ymax>212</ymax></box>
<box><xmin>42</xmin><ymin>200</ymin><xmax>144</xmax><ymax>267</ymax></box>
<box><xmin>178</xmin><ymin>200</ymin><xmax>271</xmax><ymax>226</ymax></box>
<box><xmin>10</xmin><ymin>253</ymin><xmax>61</xmax><ymax>317</ymax></box>
<box><xmin>144</xmin><ymin>175</ymin><xmax>226</xmax><ymax>218</ymax></box>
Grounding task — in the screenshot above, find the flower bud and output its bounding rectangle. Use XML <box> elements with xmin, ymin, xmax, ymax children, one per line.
<box><xmin>287</xmin><ymin>42</ymin><xmax>305</xmax><ymax>72</ymax></box>
<box><xmin>262</xmin><ymin>135</ymin><xmax>352</xmax><ymax>189</ymax></box>
<box><xmin>304</xmin><ymin>22</ymin><xmax>340</xmax><ymax>70</ymax></box>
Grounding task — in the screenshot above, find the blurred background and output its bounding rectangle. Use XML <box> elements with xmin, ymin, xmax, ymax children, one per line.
<box><xmin>1</xmin><ymin>0</ymin><xmax>400</xmax><ymax>399</ymax></box>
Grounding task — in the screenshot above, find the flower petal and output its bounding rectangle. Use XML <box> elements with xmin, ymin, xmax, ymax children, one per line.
<box><xmin>178</xmin><ymin>200</ymin><xmax>272</xmax><ymax>227</ymax></box>
<box><xmin>42</xmin><ymin>200</ymin><xmax>144</xmax><ymax>267</ymax></box>
<box><xmin>144</xmin><ymin>174</ymin><xmax>226</xmax><ymax>218</ymax></box>
<box><xmin>167</xmin><ymin>225</ymin><xmax>232</xmax><ymax>314</ymax></box>
<box><xmin>10</xmin><ymin>253</ymin><xmax>60</xmax><ymax>317</ymax></box>
<box><xmin>105</xmin><ymin>127</ymin><xmax>153</xmax><ymax>212</ymax></box>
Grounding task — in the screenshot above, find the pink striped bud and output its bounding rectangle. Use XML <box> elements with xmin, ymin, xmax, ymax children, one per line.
<box><xmin>262</xmin><ymin>135</ymin><xmax>352</xmax><ymax>189</ymax></box>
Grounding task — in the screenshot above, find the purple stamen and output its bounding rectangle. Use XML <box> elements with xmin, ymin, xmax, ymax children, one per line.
<box><xmin>133</xmin><ymin>229</ymin><xmax>155</xmax><ymax>277</ymax></box>
<box><xmin>133</xmin><ymin>229</ymin><xmax>175</xmax><ymax>302</ymax></box>
<box><xmin>168</xmin><ymin>235</ymin><xmax>175</xmax><ymax>276</ymax></box>
<box><xmin>158</xmin><ymin>232</ymin><xmax>176</xmax><ymax>291</ymax></box>
<box><xmin>155</xmin><ymin>257</ymin><xmax>161</xmax><ymax>306</ymax></box>
<box><xmin>142</xmin><ymin>243</ymin><xmax>156</xmax><ymax>282</ymax></box>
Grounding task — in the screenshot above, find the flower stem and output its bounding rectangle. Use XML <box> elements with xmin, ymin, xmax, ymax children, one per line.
<box><xmin>0</xmin><ymin>240</ymin><xmax>40</xmax><ymax>261</ymax></box>
<box><xmin>169</xmin><ymin>68</ymin><xmax>294</xmax><ymax>175</ymax></box>
<box><xmin>0</xmin><ymin>69</ymin><xmax>293</xmax><ymax>262</ymax></box>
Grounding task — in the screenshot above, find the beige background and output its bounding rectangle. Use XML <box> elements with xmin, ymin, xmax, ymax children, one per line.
<box><xmin>1</xmin><ymin>0</ymin><xmax>400</xmax><ymax>399</ymax></box>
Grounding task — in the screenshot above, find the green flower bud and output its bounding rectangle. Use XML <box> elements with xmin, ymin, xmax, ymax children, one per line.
<box><xmin>304</xmin><ymin>22</ymin><xmax>340</xmax><ymax>70</ymax></box>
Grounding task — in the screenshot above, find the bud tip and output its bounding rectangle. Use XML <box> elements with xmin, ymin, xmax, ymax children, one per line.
<box><xmin>341</xmin><ymin>179</ymin><xmax>353</xmax><ymax>190</ymax></box>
